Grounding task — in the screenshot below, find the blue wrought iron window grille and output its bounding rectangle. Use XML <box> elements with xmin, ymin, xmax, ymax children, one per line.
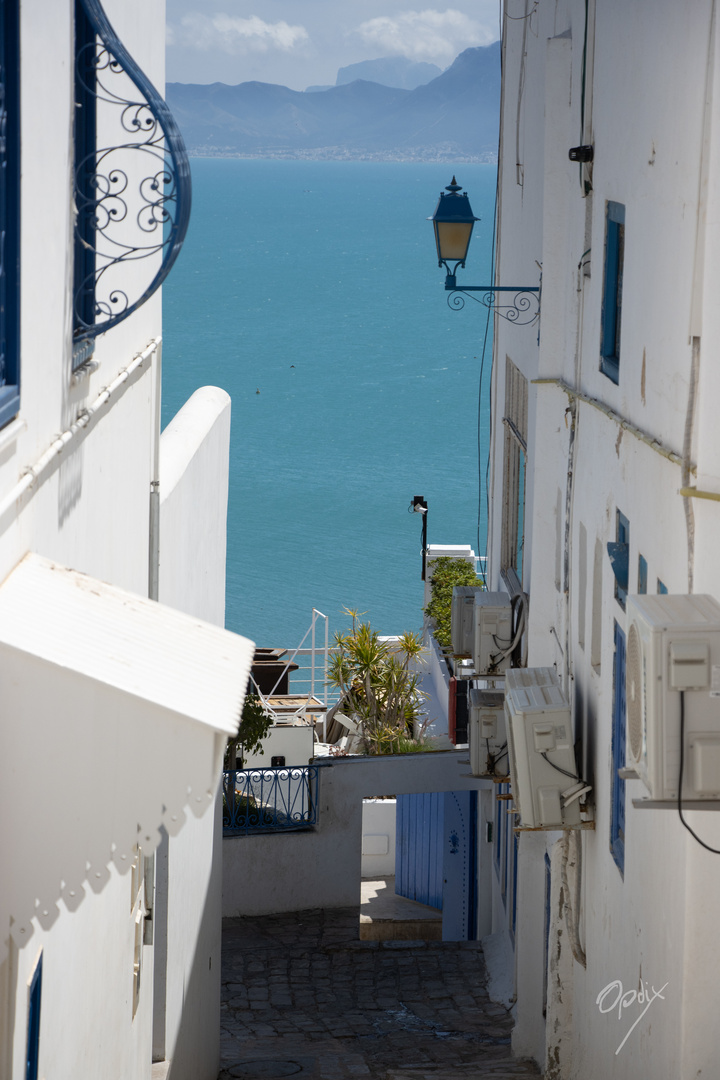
<box><xmin>72</xmin><ymin>0</ymin><xmax>191</xmax><ymax>369</ymax></box>
<box><xmin>0</xmin><ymin>0</ymin><xmax>20</xmax><ymax>428</ymax></box>
<box><xmin>610</xmin><ymin>621</ymin><xmax>627</xmax><ymax>876</ymax></box>
<box><xmin>600</xmin><ymin>201</ymin><xmax>625</xmax><ymax>384</ymax></box>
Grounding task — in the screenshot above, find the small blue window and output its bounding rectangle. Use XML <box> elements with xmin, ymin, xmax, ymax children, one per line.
<box><xmin>510</xmin><ymin>829</ymin><xmax>519</xmax><ymax>940</ymax></box>
<box><xmin>657</xmin><ymin>579</ymin><xmax>668</xmax><ymax>595</ymax></box>
<box><xmin>610</xmin><ymin>622</ymin><xmax>626</xmax><ymax>876</ymax></box>
<box><xmin>0</xmin><ymin>0</ymin><xmax>20</xmax><ymax>427</ymax></box>
<box><xmin>26</xmin><ymin>952</ymin><xmax>42</xmax><ymax>1080</ymax></box>
<box><xmin>614</xmin><ymin>510</ymin><xmax>629</xmax><ymax>610</ymax></box>
<box><xmin>542</xmin><ymin>853</ymin><xmax>552</xmax><ymax>1016</ymax></box>
<box><xmin>600</xmin><ymin>201</ymin><xmax>625</xmax><ymax>384</ymax></box>
<box><xmin>638</xmin><ymin>554</ymin><xmax>648</xmax><ymax>595</ymax></box>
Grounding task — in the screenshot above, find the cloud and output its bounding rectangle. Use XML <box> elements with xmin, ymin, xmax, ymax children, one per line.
<box><xmin>168</xmin><ymin>13</ymin><xmax>309</xmax><ymax>54</ymax></box>
<box><xmin>354</xmin><ymin>8</ymin><xmax>494</xmax><ymax>63</ymax></box>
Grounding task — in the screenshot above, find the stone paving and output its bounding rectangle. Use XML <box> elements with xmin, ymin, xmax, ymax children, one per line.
<box><xmin>219</xmin><ymin>909</ymin><xmax>541</xmax><ymax>1080</ymax></box>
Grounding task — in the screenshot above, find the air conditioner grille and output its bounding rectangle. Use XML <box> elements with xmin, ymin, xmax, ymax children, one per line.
<box><xmin>627</xmin><ymin>622</ymin><xmax>643</xmax><ymax>763</ymax></box>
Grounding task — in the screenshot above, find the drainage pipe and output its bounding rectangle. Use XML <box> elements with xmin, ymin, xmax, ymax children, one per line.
<box><xmin>0</xmin><ymin>338</ymin><xmax>160</xmax><ymax>524</ymax></box>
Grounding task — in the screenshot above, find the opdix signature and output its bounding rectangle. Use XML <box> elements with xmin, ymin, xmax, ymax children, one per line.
<box><xmin>596</xmin><ymin>978</ymin><xmax>669</xmax><ymax>1055</ymax></box>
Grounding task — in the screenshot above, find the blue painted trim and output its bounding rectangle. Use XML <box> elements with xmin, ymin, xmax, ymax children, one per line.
<box><xmin>610</xmin><ymin>621</ymin><xmax>627</xmax><ymax>876</ymax></box>
<box><xmin>74</xmin><ymin>0</ymin><xmax>191</xmax><ymax>342</ymax></box>
<box><xmin>25</xmin><ymin>951</ymin><xmax>42</xmax><ymax>1080</ymax></box>
<box><xmin>600</xmin><ymin>200</ymin><xmax>625</xmax><ymax>384</ymax></box>
<box><xmin>638</xmin><ymin>553</ymin><xmax>648</xmax><ymax>595</ymax></box>
<box><xmin>542</xmin><ymin>853</ymin><xmax>551</xmax><ymax>1016</ymax></box>
<box><xmin>0</xmin><ymin>0</ymin><xmax>21</xmax><ymax>427</ymax></box>
<box><xmin>657</xmin><ymin>579</ymin><xmax>668</xmax><ymax>595</ymax></box>
<box><xmin>510</xmin><ymin>828</ymin><xmax>519</xmax><ymax>941</ymax></box>
<box><xmin>614</xmin><ymin>510</ymin><xmax>630</xmax><ymax>610</ymax></box>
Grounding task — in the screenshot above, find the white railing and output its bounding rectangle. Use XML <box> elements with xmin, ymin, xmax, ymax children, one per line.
<box><xmin>250</xmin><ymin>610</ymin><xmax>341</xmax><ymax>740</ymax></box>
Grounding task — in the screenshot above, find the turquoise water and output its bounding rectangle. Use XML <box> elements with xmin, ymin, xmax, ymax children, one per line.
<box><xmin>162</xmin><ymin>160</ymin><xmax>496</xmax><ymax>649</ymax></box>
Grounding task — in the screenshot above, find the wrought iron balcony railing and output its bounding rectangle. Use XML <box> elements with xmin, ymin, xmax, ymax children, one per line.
<box><xmin>222</xmin><ymin>766</ymin><xmax>320</xmax><ymax>836</ymax></box>
<box><xmin>73</xmin><ymin>0</ymin><xmax>191</xmax><ymax>362</ymax></box>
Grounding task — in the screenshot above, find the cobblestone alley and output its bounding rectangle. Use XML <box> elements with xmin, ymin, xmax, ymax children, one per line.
<box><xmin>219</xmin><ymin>909</ymin><xmax>541</xmax><ymax>1080</ymax></box>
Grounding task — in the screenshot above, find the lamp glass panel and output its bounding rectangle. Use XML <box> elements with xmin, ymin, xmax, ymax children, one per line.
<box><xmin>435</xmin><ymin>221</ymin><xmax>473</xmax><ymax>262</ymax></box>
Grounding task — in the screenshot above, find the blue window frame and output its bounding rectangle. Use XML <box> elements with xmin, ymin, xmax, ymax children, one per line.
<box><xmin>600</xmin><ymin>201</ymin><xmax>625</xmax><ymax>384</ymax></box>
<box><xmin>26</xmin><ymin>952</ymin><xmax>42</xmax><ymax>1080</ymax></box>
<box><xmin>73</xmin><ymin>0</ymin><xmax>97</xmax><ymax>367</ymax></box>
<box><xmin>0</xmin><ymin>0</ymin><xmax>20</xmax><ymax>427</ymax></box>
<box><xmin>614</xmin><ymin>510</ymin><xmax>629</xmax><ymax>610</ymax></box>
<box><xmin>542</xmin><ymin>852</ymin><xmax>551</xmax><ymax>1016</ymax></box>
<box><xmin>657</xmin><ymin>578</ymin><xmax>668</xmax><ymax>595</ymax></box>
<box><xmin>610</xmin><ymin>621</ymin><xmax>626</xmax><ymax>875</ymax></box>
<box><xmin>638</xmin><ymin>554</ymin><xmax>648</xmax><ymax>595</ymax></box>
<box><xmin>510</xmin><ymin>829</ymin><xmax>519</xmax><ymax>940</ymax></box>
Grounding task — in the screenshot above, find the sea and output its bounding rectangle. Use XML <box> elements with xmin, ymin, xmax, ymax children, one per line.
<box><xmin>162</xmin><ymin>159</ymin><xmax>497</xmax><ymax>650</ymax></box>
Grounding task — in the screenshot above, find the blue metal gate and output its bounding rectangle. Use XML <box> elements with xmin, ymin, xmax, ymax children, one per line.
<box><xmin>395</xmin><ymin>792</ymin><xmax>443</xmax><ymax>909</ymax></box>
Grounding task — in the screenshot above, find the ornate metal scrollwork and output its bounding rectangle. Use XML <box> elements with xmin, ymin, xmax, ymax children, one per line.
<box><xmin>446</xmin><ymin>288</ymin><xmax>540</xmax><ymax>325</ymax></box>
<box><xmin>73</xmin><ymin>0</ymin><xmax>191</xmax><ymax>344</ymax></box>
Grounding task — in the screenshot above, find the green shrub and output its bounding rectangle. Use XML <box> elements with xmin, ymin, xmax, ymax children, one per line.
<box><xmin>424</xmin><ymin>556</ymin><xmax>483</xmax><ymax>649</ymax></box>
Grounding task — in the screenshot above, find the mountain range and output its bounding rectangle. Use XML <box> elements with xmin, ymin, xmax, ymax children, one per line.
<box><xmin>165</xmin><ymin>44</ymin><xmax>500</xmax><ymax>162</ymax></box>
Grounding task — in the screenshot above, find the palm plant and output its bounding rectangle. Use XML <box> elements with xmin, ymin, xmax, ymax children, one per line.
<box><xmin>327</xmin><ymin>609</ymin><xmax>428</xmax><ymax>754</ymax></box>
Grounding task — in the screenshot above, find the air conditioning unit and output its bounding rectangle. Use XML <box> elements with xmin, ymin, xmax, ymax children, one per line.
<box><xmin>451</xmin><ymin>586</ymin><xmax>484</xmax><ymax>656</ymax></box>
<box><xmin>469</xmin><ymin>689</ymin><xmax>506</xmax><ymax>776</ymax></box>
<box><xmin>473</xmin><ymin>592</ymin><xmax>513</xmax><ymax>676</ymax></box>
<box><xmin>625</xmin><ymin>594</ymin><xmax>720</xmax><ymax>800</ymax></box>
<box><xmin>504</xmin><ymin>668</ymin><xmax>582</xmax><ymax>828</ymax></box>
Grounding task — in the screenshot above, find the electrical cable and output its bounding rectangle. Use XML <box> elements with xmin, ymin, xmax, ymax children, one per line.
<box><xmin>541</xmin><ymin>752</ymin><xmax>581</xmax><ymax>782</ymax></box>
<box><xmin>677</xmin><ymin>690</ymin><xmax>720</xmax><ymax>854</ymax></box>
<box><xmin>476</xmin><ymin>31</ymin><xmax>502</xmax><ymax>589</ymax></box>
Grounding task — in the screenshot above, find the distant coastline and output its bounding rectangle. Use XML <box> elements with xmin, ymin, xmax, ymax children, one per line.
<box><xmin>167</xmin><ymin>44</ymin><xmax>500</xmax><ymax>166</ymax></box>
<box><xmin>186</xmin><ymin>148</ymin><xmax>498</xmax><ymax>164</ymax></box>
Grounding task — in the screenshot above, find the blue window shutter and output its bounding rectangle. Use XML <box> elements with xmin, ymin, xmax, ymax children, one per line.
<box><xmin>600</xmin><ymin>201</ymin><xmax>625</xmax><ymax>384</ymax></box>
<box><xmin>638</xmin><ymin>554</ymin><xmax>648</xmax><ymax>595</ymax></box>
<box><xmin>611</xmin><ymin>622</ymin><xmax>627</xmax><ymax>875</ymax></box>
<box><xmin>0</xmin><ymin>0</ymin><xmax>21</xmax><ymax>428</ymax></box>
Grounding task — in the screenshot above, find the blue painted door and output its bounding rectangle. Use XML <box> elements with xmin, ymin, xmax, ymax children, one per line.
<box><xmin>442</xmin><ymin>790</ymin><xmax>478</xmax><ymax>940</ymax></box>
<box><xmin>395</xmin><ymin>792</ymin><xmax>443</xmax><ymax>909</ymax></box>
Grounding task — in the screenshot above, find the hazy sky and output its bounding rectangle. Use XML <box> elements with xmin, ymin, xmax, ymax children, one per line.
<box><xmin>166</xmin><ymin>2</ymin><xmax>501</xmax><ymax>90</ymax></box>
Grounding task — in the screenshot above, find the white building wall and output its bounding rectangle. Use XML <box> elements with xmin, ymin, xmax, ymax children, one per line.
<box><xmin>0</xmin><ymin>3</ymin><xmax>241</xmax><ymax>1079</ymax></box>
<box><xmin>488</xmin><ymin>1</ymin><xmax>720</xmax><ymax>1077</ymax></box>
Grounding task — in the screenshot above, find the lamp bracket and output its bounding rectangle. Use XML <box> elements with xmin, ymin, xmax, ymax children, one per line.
<box><xmin>444</xmin><ymin>276</ymin><xmax>541</xmax><ymax>325</ymax></box>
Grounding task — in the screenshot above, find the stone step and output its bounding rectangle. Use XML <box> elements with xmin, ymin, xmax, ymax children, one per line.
<box><xmin>386</xmin><ymin>1059</ymin><xmax>542</xmax><ymax>1080</ymax></box>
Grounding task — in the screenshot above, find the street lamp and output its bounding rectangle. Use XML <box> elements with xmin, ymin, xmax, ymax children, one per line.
<box><xmin>410</xmin><ymin>495</ymin><xmax>428</xmax><ymax>581</ymax></box>
<box><xmin>430</xmin><ymin>177</ymin><xmax>479</xmax><ymax>288</ymax></box>
<box><xmin>429</xmin><ymin>178</ymin><xmax>541</xmax><ymax>325</ymax></box>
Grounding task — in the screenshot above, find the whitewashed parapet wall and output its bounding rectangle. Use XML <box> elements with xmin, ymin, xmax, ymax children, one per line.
<box><xmin>487</xmin><ymin>1</ymin><xmax>720</xmax><ymax>1077</ymax></box>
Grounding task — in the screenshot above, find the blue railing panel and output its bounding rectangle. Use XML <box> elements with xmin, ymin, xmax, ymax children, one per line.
<box><xmin>222</xmin><ymin>766</ymin><xmax>320</xmax><ymax>835</ymax></box>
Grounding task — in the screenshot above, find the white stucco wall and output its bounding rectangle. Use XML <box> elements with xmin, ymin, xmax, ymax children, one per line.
<box><xmin>0</xmin><ymin>4</ymin><xmax>238</xmax><ymax>1080</ymax></box>
<box><xmin>488</xmin><ymin>1</ymin><xmax>720</xmax><ymax>1076</ymax></box>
